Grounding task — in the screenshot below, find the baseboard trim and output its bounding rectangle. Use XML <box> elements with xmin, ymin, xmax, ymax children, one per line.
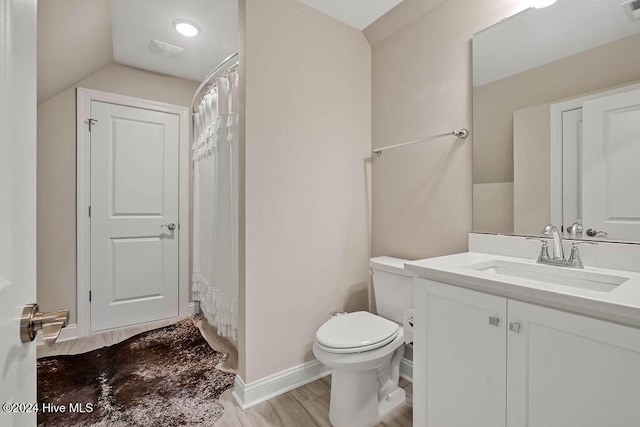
<box><xmin>232</xmin><ymin>360</ymin><xmax>331</xmax><ymax>410</ymax></box>
<box><xmin>232</xmin><ymin>356</ymin><xmax>413</xmax><ymax>410</ymax></box>
<box><xmin>400</xmin><ymin>357</ymin><xmax>413</xmax><ymax>383</ymax></box>
<box><xmin>36</xmin><ymin>323</ymin><xmax>78</xmax><ymax>346</ymax></box>
<box><xmin>39</xmin><ymin>304</ymin><xmax>198</xmax><ymax>347</ymax></box>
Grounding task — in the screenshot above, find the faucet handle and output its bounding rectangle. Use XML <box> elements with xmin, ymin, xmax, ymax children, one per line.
<box><xmin>527</xmin><ymin>237</ymin><xmax>550</xmax><ymax>262</ymax></box>
<box><xmin>567</xmin><ymin>241</ymin><xmax>597</xmax><ymax>269</ymax></box>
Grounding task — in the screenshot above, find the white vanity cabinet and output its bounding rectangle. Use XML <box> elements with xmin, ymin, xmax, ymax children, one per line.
<box><xmin>414</xmin><ymin>277</ymin><xmax>640</xmax><ymax>427</ymax></box>
<box><xmin>507</xmin><ymin>300</ymin><xmax>640</xmax><ymax>427</ymax></box>
<box><xmin>413</xmin><ymin>279</ymin><xmax>507</xmax><ymax>427</ymax></box>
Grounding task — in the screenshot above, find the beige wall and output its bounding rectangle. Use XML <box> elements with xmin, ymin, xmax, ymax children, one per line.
<box><xmin>240</xmin><ymin>0</ymin><xmax>371</xmax><ymax>382</ymax></box>
<box><xmin>367</xmin><ymin>0</ymin><xmax>531</xmax><ymax>260</ymax></box>
<box><xmin>37</xmin><ymin>63</ymin><xmax>198</xmax><ymax>324</ymax></box>
<box><xmin>513</xmin><ymin>103</ymin><xmax>551</xmax><ymax>235</ymax></box>
<box><xmin>473</xmin><ymin>34</ymin><xmax>640</xmax><ymax>233</ymax></box>
<box><xmin>37</xmin><ymin>0</ymin><xmax>113</xmax><ymax>104</ymax></box>
<box><xmin>473</xmin><ymin>182</ymin><xmax>514</xmax><ymax>234</ymax></box>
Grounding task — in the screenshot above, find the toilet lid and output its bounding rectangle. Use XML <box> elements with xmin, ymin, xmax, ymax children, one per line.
<box><xmin>315</xmin><ymin>311</ymin><xmax>399</xmax><ymax>350</ymax></box>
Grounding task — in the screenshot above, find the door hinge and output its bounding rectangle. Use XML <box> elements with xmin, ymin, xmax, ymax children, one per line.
<box><xmin>89</xmin><ymin>291</ymin><xmax>92</xmax><ymax>302</ymax></box>
<box><xmin>85</xmin><ymin>118</ymin><xmax>98</xmax><ymax>132</ymax></box>
<box><xmin>88</xmin><ymin>205</ymin><xmax>91</xmax><ymax>217</ymax></box>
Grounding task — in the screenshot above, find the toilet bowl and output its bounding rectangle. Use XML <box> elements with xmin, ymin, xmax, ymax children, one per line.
<box><xmin>313</xmin><ymin>257</ymin><xmax>412</xmax><ymax>427</ymax></box>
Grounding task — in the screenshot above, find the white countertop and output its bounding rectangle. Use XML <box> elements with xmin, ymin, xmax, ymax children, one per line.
<box><xmin>405</xmin><ymin>252</ymin><xmax>640</xmax><ymax>329</ymax></box>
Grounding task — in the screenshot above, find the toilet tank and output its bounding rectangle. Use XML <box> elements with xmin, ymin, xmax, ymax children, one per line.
<box><xmin>370</xmin><ymin>256</ymin><xmax>413</xmax><ymax>324</ymax></box>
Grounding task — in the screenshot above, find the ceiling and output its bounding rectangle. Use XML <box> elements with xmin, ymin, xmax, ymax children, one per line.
<box><xmin>111</xmin><ymin>0</ymin><xmax>237</xmax><ymax>84</ymax></box>
<box><xmin>297</xmin><ymin>0</ymin><xmax>405</xmax><ymax>30</ymax></box>
<box><xmin>38</xmin><ymin>0</ymin><xmax>413</xmax><ymax>105</ymax></box>
<box><xmin>38</xmin><ymin>0</ymin><xmax>238</xmax><ymax>105</ymax></box>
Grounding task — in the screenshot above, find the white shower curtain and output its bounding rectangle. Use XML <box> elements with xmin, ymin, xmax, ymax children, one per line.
<box><xmin>192</xmin><ymin>71</ymin><xmax>239</xmax><ymax>343</ymax></box>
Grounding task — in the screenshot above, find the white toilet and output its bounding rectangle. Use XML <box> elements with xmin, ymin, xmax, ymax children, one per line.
<box><xmin>313</xmin><ymin>256</ymin><xmax>413</xmax><ymax>427</ymax></box>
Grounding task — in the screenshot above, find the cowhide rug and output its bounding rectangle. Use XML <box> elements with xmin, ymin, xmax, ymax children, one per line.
<box><xmin>37</xmin><ymin>318</ymin><xmax>235</xmax><ymax>427</ymax></box>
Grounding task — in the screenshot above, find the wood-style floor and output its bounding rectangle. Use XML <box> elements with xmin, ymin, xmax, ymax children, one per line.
<box><xmin>215</xmin><ymin>376</ymin><xmax>413</xmax><ymax>427</ymax></box>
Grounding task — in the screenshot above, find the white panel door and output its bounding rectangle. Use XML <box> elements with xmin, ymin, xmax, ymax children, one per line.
<box><xmin>90</xmin><ymin>101</ymin><xmax>180</xmax><ymax>332</ymax></box>
<box><xmin>583</xmin><ymin>88</ymin><xmax>640</xmax><ymax>240</ymax></box>
<box><xmin>0</xmin><ymin>0</ymin><xmax>38</xmax><ymax>425</ymax></box>
<box><xmin>414</xmin><ymin>279</ymin><xmax>507</xmax><ymax>427</ymax></box>
<box><xmin>507</xmin><ymin>301</ymin><xmax>640</xmax><ymax>427</ymax></box>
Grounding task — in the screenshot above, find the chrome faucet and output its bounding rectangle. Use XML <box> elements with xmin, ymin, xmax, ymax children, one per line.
<box><xmin>567</xmin><ymin>221</ymin><xmax>583</xmax><ymax>239</ymax></box>
<box><xmin>543</xmin><ymin>224</ymin><xmax>565</xmax><ymax>260</ymax></box>
<box><xmin>528</xmin><ymin>224</ymin><xmax>597</xmax><ymax>269</ymax></box>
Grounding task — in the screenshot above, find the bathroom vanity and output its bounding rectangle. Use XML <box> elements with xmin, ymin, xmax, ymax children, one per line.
<box><xmin>406</xmin><ymin>252</ymin><xmax>640</xmax><ymax>427</ymax></box>
<box><xmin>408</xmin><ymin>0</ymin><xmax>640</xmax><ymax>422</ymax></box>
<box><xmin>456</xmin><ymin>0</ymin><xmax>640</xmax><ymax>421</ymax></box>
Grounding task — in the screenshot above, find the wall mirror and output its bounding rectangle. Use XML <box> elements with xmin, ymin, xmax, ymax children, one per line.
<box><xmin>472</xmin><ymin>0</ymin><xmax>640</xmax><ymax>243</ymax></box>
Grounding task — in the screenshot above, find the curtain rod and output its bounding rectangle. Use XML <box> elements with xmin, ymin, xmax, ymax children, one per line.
<box><xmin>190</xmin><ymin>52</ymin><xmax>239</xmax><ymax>113</ymax></box>
<box><xmin>372</xmin><ymin>128</ymin><xmax>469</xmax><ymax>156</ymax></box>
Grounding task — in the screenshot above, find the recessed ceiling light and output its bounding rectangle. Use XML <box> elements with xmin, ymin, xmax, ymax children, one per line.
<box><xmin>532</xmin><ymin>0</ymin><xmax>558</xmax><ymax>8</ymax></box>
<box><xmin>173</xmin><ymin>19</ymin><xmax>200</xmax><ymax>37</ymax></box>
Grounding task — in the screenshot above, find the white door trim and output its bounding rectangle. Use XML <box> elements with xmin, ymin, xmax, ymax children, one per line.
<box><xmin>76</xmin><ymin>88</ymin><xmax>190</xmax><ymax>337</ymax></box>
<box><xmin>549</xmin><ymin>82</ymin><xmax>640</xmax><ymax>227</ymax></box>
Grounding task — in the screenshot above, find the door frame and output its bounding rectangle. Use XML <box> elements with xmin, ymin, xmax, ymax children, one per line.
<box><xmin>76</xmin><ymin>88</ymin><xmax>191</xmax><ymax>337</ymax></box>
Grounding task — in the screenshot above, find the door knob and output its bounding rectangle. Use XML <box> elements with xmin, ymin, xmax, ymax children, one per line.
<box><xmin>20</xmin><ymin>304</ymin><xmax>69</xmax><ymax>347</ymax></box>
<box><xmin>161</xmin><ymin>223</ymin><xmax>176</xmax><ymax>231</ymax></box>
<box><xmin>586</xmin><ymin>228</ymin><xmax>607</xmax><ymax>238</ymax></box>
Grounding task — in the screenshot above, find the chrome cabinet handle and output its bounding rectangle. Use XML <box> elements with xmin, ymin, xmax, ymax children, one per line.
<box><xmin>509</xmin><ymin>322</ymin><xmax>521</xmax><ymax>333</ymax></box>
<box><xmin>161</xmin><ymin>223</ymin><xmax>176</xmax><ymax>231</ymax></box>
<box><xmin>489</xmin><ymin>316</ymin><xmax>500</xmax><ymax>327</ymax></box>
<box><xmin>20</xmin><ymin>304</ymin><xmax>69</xmax><ymax>347</ymax></box>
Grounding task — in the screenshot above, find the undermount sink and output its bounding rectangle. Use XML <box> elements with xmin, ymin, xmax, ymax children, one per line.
<box><xmin>465</xmin><ymin>259</ymin><xmax>630</xmax><ymax>292</ymax></box>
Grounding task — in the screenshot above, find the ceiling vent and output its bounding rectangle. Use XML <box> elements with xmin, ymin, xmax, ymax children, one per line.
<box><xmin>149</xmin><ymin>40</ymin><xmax>184</xmax><ymax>57</ymax></box>
<box><xmin>623</xmin><ymin>0</ymin><xmax>640</xmax><ymax>21</ymax></box>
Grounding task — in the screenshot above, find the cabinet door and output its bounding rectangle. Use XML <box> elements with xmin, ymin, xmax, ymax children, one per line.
<box><xmin>507</xmin><ymin>301</ymin><xmax>640</xmax><ymax>427</ymax></box>
<box><xmin>414</xmin><ymin>279</ymin><xmax>507</xmax><ymax>427</ymax></box>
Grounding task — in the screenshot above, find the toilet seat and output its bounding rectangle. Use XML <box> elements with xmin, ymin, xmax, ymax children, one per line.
<box><xmin>315</xmin><ymin>311</ymin><xmax>399</xmax><ymax>354</ymax></box>
<box><xmin>315</xmin><ymin>330</ymin><xmax>399</xmax><ymax>354</ymax></box>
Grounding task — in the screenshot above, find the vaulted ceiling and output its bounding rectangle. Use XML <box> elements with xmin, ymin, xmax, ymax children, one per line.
<box><xmin>37</xmin><ymin>0</ymin><xmax>238</xmax><ymax>105</ymax></box>
<box><xmin>37</xmin><ymin>0</ymin><xmax>425</xmax><ymax>105</ymax></box>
